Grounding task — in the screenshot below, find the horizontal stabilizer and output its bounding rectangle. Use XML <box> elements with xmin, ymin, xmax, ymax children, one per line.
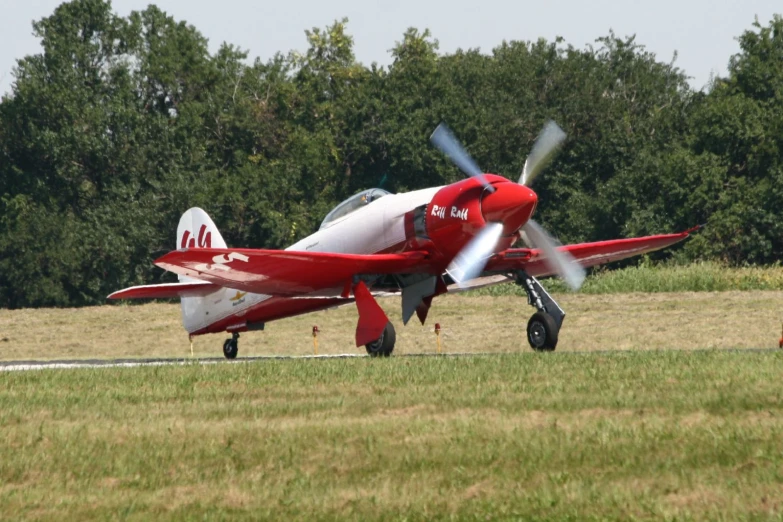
<box><xmin>108</xmin><ymin>281</ymin><xmax>222</xmax><ymax>300</ymax></box>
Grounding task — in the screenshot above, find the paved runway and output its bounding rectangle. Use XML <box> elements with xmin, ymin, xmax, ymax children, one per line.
<box><xmin>0</xmin><ymin>353</ymin><xmax>370</xmax><ymax>372</ymax></box>
<box><xmin>0</xmin><ymin>348</ymin><xmax>777</xmax><ymax>372</ymax></box>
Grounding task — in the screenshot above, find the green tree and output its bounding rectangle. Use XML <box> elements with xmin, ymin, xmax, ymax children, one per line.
<box><xmin>685</xmin><ymin>16</ymin><xmax>783</xmax><ymax>263</ymax></box>
<box><xmin>0</xmin><ymin>0</ymin><xmax>219</xmax><ymax>307</ymax></box>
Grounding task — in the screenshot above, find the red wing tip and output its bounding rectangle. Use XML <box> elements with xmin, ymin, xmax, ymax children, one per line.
<box><xmin>684</xmin><ymin>224</ymin><xmax>705</xmax><ymax>234</ymax></box>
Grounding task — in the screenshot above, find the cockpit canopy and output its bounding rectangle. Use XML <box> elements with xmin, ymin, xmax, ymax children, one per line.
<box><xmin>320</xmin><ymin>188</ymin><xmax>391</xmax><ymax>229</ymax></box>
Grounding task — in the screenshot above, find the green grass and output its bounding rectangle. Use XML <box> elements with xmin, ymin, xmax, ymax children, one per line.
<box><xmin>3</xmin><ymin>351</ymin><xmax>783</xmax><ymax>520</ymax></box>
<box><xmin>5</xmin><ymin>291</ymin><xmax>783</xmax><ymax>360</ymax></box>
<box><xmin>473</xmin><ymin>261</ymin><xmax>783</xmax><ymax>296</ymax></box>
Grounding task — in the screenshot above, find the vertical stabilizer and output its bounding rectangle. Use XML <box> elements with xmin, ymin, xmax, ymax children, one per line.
<box><xmin>176</xmin><ymin>208</ymin><xmax>229</xmax><ymax>332</ymax></box>
<box><xmin>177</xmin><ymin>207</ymin><xmax>227</xmax><ymax>250</ymax></box>
<box><xmin>175</xmin><ymin>208</ymin><xmax>227</xmax><ymax>283</ymax></box>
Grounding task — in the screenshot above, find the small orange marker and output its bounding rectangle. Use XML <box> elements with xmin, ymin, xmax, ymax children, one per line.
<box><xmin>779</xmin><ymin>323</ymin><xmax>782</xmax><ymax>349</ymax></box>
<box><xmin>435</xmin><ymin>323</ymin><xmax>442</xmax><ymax>354</ymax></box>
<box><xmin>312</xmin><ymin>325</ymin><xmax>320</xmax><ymax>355</ymax></box>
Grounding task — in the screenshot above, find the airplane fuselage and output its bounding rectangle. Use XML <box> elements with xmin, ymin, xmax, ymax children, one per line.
<box><xmin>183</xmin><ymin>187</ymin><xmax>444</xmax><ymax>335</ymax></box>
<box><xmin>288</xmin><ymin>187</ymin><xmax>440</xmax><ymax>254</ymax></box>
<box><xmin>179</xmin><ymin>174</ymin><xmax>541</xmax><ymax>335</ymax></box>
<box><xmin>111</xmin><ymin>119</ymin><xmax>694</xmax><ymax>356</ymax></box>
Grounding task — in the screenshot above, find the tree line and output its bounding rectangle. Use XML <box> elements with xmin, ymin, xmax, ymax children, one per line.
<box><xmin>1</xmin><ymin>0</ymin><xmax>782</xmax><ymax>308</ymax></box>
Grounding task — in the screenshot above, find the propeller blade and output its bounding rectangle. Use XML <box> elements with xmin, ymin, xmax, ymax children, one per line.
<box><xmin>522</xmin><ymin>219</ymin><xmax>585</xmax><ymax>290</ymax></box>
<box><xmin>430</xmin><ymin>123</ymin><xmax>494</xmax><ymax>192</ymax></box>
<box><xmin>519</xmin><ymin>120</ymin><xmax>566</xmax><ymax>186</ymax></box>
<box><xmin>446</xmin><ymin>222</ymin><xmax>504</xmax><ymax>286</ymax></box>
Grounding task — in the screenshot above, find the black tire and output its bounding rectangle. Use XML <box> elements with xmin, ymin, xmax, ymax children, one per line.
<box><xmin>223</xmin><ymin>338</ymin><xmax>238</xmax><ymax>359</ymax></box>
<box><xmin>527</xmin><ymin>312</ymin><xmax>558</xmax><ymax>352</ymax></box>
<box><xmin>365</xmin><ymin>322</ymin><xmax>396</xmax><ymax>357</ymax></box>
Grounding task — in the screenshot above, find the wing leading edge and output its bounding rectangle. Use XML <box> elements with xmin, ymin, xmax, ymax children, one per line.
<box><xmin>486</xmin><ymin>228</ymin><xmax>697</xmax><ymax>277</ymax></box>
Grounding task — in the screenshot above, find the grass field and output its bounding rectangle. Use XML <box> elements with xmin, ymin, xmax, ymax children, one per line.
<box><xmin>2</xmin><ymin>288</ymin><xmax>783</xmax><ymax>520</ymax></box>
<box><xmin>2</xmin><ymin>291</ymin><xmax>783</xmax><ymax>360</ymax></box>
<box><xmin>2</xmin><ymin>351</ymin><xmax>782</xmax><ymax>520</ymax></box>
<box><xmin>474</xmin><ymin>262</ymin><xmax>783</xmax><ymax>295</ymax></box>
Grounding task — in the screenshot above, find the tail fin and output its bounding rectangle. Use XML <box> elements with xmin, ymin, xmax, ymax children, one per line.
<box><xmin>110</xmin><ymin>208</ymin><xmax>232</xmax><ymax>334</ymax></box>
<box><xmin>177</xmin><ymin>207</ymin><xmax>227</xmax><ymax>250</ymax></box>
<box><xmin>176</xmin><ymin>208</ymin><xmax>227</xmax><ymax>283</ymax></box>
<box><xmin>176</xmin><ymin>208</ymin><xmax>231</xmax><ymax>333</ymax></box>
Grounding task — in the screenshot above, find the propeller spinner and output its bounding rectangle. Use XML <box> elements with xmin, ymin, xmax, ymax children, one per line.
<box><xmin>430</xmin><ymin>120</ymin><xmax>585</xmax><ymax>290</ymax></box>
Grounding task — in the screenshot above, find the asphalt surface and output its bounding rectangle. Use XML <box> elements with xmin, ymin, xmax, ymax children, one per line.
<box><xmin>0</xmin><ymin>353</ymin><xmax>368</xmax><ymax>372</ymax></box>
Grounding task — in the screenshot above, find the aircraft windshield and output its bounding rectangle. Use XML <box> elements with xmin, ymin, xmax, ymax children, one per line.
<box><xmin>320</xmin><ymin>188</ymin><xmax>391</xmax><ymax>229</ymax></box>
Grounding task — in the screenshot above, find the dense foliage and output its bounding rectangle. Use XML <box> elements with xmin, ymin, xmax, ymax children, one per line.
<box><xmin>1</xmin><ymin>0</ymin><xmax>782</xmax><ymax>308</ymax></box>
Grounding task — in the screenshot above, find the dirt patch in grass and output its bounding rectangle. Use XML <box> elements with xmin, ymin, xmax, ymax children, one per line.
<box><xmin>378</xmin><ymin>405</ymin><xmax>432</xmax><ymax>417</ymax></box>
<box><xmin>664</xmin><ymin>486</ymin><xmax>726</xmax><ymax>510</ymax></box>
<box><xmin>462</xmin><ymin>478</ymin><xmax>495</xmax><ymax>500</ymax></box>
<box><xmin>151</xmin><ymin>484</ymin><xmax>213</xmax><ymax>511</ymax></box>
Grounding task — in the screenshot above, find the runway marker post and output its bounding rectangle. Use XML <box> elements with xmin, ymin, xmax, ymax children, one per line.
<box><xmin>435</xmin><ymin>323</ymin><xmax>442</xmax><ymax>354</ymax></box>
<box><xmin>312</xmin><ymin>325</ymin><xmax>319</xmax><ymax>355</ymax></box>
<box><xmin>779</xmin><ymin>323</ymin><xmax>782</xmax><ymax>349</ymax></box>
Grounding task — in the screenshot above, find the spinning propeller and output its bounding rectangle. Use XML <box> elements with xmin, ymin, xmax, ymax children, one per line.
<box><xmin>430</xmin><ymin>124</ymin><xmax>495</xmax><ymax>193</ymax></box>
<box><xmin>430</xmin><ymin>121</ymin><xmax>585</xmax><ymax>290</ymax></box>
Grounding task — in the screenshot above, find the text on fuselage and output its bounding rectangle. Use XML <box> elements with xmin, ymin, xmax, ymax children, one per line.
<box><xmin>431</xmin><ymin>205</ymin><xmax>469</xmax><ymax>221</ymax></box>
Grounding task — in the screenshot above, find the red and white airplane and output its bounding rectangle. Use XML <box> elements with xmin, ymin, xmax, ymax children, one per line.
<box><xmin>109</xmin><ymin>122</ymin><xmax>695</xmax><ymax>357</ymax></box>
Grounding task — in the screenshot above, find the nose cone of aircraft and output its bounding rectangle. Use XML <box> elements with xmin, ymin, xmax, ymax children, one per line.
<box><xmin>481</xmin><ymin>182</ymin><xmax>538</xmax><ymax>233</ymax></box>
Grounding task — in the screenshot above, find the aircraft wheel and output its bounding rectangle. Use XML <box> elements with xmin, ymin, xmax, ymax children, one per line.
<box><xmin>527</xmin><ymin>312</ymin><xmax>558</xmax><ymax>352</ymax></box>
<box><xmin>365</xmin><ymin>322</ymin><xmax>396</xmax><ymax>357</ymax></box>
<box><xmin>223</xmin><ymin>334</ymin><xmax>239</xmax><ymax>359</ymax></box>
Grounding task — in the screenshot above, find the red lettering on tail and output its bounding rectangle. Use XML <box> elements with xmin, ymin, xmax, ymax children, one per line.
<box><xmin>180</xmin><ymin>224</ymin><xmax>212</xmax><ymax>249</ymax></box>
<box><xmin>197</xmin><ymin>224</ymin><xmax>211</xmax><ymax>248</ymax></box>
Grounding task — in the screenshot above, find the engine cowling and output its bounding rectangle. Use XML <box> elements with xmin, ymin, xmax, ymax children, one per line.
<box><xmin>425</xmin><ymin>177</ymin><xmax>488</xmax><ymax>262</ymax></box>
<box><xmin>425</xmin><ymin>175</ymin><xmax>538</xmax><ymax>265</ymax></box>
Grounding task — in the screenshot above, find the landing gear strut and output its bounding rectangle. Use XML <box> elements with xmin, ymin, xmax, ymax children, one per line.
<box><xmin>223</xmin><ymin>332</ymin><xmax>239</xmax><ymax>359</ymax></box>
<box><xmin>365</xmin><ymin>322</ymin><xmax>396</xmax><ymax>357</ymax></box>
<box><xmin>516</xmin><ymin>271</ymin><xmax>565</xmax><ymax>352</ymax></box>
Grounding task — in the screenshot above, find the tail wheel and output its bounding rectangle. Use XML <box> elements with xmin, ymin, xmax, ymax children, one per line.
<box><xmin>527</xmin><ymin>312</ymin><xmax>558</xmax><ymax>352</ymax></box>
<box><xmin>365</xmin><ymin>322</ymin><xmax>396</xmax><ymax>357</ymax></box>
<box><xmin>223</xmin><ymin>334</ymin><xmax>239</xmax><ymax>359</ymax></box>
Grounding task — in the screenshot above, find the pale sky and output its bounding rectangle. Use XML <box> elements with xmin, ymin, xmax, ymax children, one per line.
<box><xmin>1</xmin><ymin>0</ymin><xmax>780</xmax><ymax>95</ymax></box>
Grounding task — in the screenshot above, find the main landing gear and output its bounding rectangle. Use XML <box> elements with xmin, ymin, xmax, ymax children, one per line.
<box><xmin>223</xmin><ymin>332</ymin><xmax>239</xmax><ymax>359</ymax></box>
<box><xmin>365</xmin><ymin>322</ymin><xmax>396</xmax><ymax>357</ymax></box>
<box><xmin>516</xmin><ymin>271</ymin><xmax>566</xmax><ymax>352</ymax></box>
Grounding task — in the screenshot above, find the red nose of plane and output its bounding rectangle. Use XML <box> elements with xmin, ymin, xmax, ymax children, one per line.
<box><xmin>481</xmin><ymin>182</ymin><xmax>538</xmax><ymax>234</ymax></box>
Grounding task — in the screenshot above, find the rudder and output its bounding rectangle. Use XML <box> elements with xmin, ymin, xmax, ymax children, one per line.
<box><xmin>177</xmin><ymin>207</ymin><xmax>227</xmax><ymax>251</ymax></box>
<box><xmin>176</xmin><ymin>208</ymin><xmax>230</xmax><ymax>333</ymax></box>
<box><xmin>176</xmin><ymin>208</ymin><xmax>227</xmax><ymax>284</ymax></box>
